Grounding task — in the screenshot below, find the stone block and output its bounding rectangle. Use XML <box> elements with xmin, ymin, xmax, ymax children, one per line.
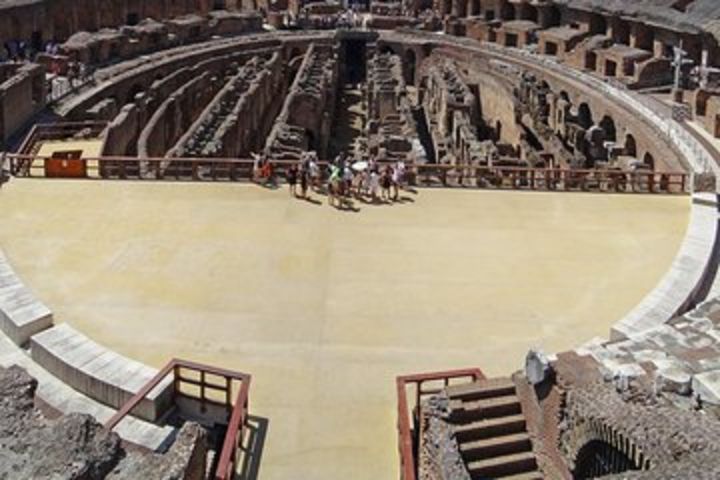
<box><xmin>692</xmin><ymin>370</ymin><xmax>720</xmax><ymax>405</ymax></box>
<box><xmin>654</xmin><ymin>360</ymin><xmax>692</xmax><ymax>395</ymax></box>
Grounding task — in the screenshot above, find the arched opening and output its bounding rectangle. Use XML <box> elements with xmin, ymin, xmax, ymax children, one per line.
<box><xmin>577</xmin><ymin>103</ymin><xmax>593</xmax><ymax>130</ymax></box>
<box><xmin>405</xmin><ymin>49</ymin><xmax>416</xmax><ymax>85</ymax></box>
<box><xmin>599</xmin><ymin>115</ymin><xmax>617</xmax><ymax>142</ymax></box>
<box><xmin>379</xmin><ymin>44</ymin><xmax>394</xmax><ymax>55</ymax></box>
<box><xmin>574</xmin><ymin>439</ymin><xmax>640</xmax><ymax>479</ymax></box>
<box><xmin>624</xmin><ymin>133</ymin><xmax>637</xmax><ymax>157</ymax></box>
<box><xmin>643</xmin><ymin>152</ymin><xmax>655</xmax><ymax>170</ymax></box>
<box><xmin>470</xmin><ymin>0</ymin><xmax>481</xmax><ymax>16</ymax></box>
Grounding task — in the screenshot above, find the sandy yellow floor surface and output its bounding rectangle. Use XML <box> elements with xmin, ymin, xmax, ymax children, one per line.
<box><xmin>0</xmin><ymin>179</ymin><xmax>689</xmax><ymax>479</ymax></box>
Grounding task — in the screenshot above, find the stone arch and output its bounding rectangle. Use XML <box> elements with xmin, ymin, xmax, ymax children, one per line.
<box><xmin>624</xmin><ymin>133</ymin><xmax>637</xmax><ymax>157</ymax></box>
<box><xmin>599</xmin><ymin>115</ymin><xmax>617</xmax><ymax>142</ymax></box>
<box><xmin>577</xmin><ymin>102</ymin><xmax>593</xmax><ymax>130</ymax></box>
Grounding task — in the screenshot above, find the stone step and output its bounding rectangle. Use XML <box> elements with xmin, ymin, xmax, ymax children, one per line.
<box><xmin>500</xmin><ymin>471</ymin><xmax>543</xmax><ymax>480</ymax></box>
<box><xmin>454</xmin><ymin>414</ymin><xmax>527</xmax><ymax>443</ymax></box>
<box><xmin>446</xmin><ymin>377</ymin><xmax>516</xmax><ymax>402</ymax></box>
<box><xmin>460</xmin><ymin>432</ymin><xmax>532</xmax><ymax>461</ymax></box>
<box><xmin>451</xmin><ymin>394</ymin><xmax>522</xmax><ymax>421</ymax></box>
<box><xmin>467</xmin><ymin>451</ymin><xmax>537</xmax><ymax>479</ymax></box>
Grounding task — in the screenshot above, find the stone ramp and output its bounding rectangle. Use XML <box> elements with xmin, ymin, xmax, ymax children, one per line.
<box><xmin>0</xmin><ymin>252</ymin><xmax>53</xmax><ymax>346</ymax></box>
<box><xmin>0</xmin><ymin>333</ymin><xmax>175</xmax><ymax>451</ymax></box>
<box><xmin>30</xmin><ymin>323</ymin><xmax>174</xmax><ymax>423</ymax></box>
<box><xmin>447</xmin><ymin>377</ymin><xmax>543</xmax><ymax>479</ymax></box>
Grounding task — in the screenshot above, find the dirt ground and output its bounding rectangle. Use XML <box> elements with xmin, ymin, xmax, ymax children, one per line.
<box><xmin>0</xmin><ymin>179</ymin><xmax>689</xmax><ymax>480</ymax></box>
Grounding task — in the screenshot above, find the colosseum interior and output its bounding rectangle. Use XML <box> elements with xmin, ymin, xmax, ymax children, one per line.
<box><xmin>1</xmin><ymin>1</ymin><xmax>720</xmax><ymax>479</ymax></box>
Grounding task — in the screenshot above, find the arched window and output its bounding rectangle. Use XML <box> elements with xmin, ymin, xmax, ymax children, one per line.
<box><xmin>599</xmin><ymin>115</ymin><xmax>617</xmax><ymax>142</ymax></box>
<box><xmin>577</xmin><ymin>103</ymin><xmax>593</xmax><ymax>130</ymax></box>
<box><xmin>624</xmin><ymin>134</ymin><xmax>637</xmax><ymax>157</ymax></box>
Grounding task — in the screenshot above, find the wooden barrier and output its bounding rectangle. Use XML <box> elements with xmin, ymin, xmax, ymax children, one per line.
<box><xmin>4</xmin><ymin>153</ymin><xmax>689</xmax><ymax>194</ymax></box>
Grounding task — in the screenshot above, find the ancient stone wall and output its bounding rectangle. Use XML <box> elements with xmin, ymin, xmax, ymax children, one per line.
<box><xmin>172</xmin><ymin>51</ymin><xmax>284</xmax><ymax>158</ymax></box>
<box><xmin>365</xmin><ymin>52</ymin><xmax>422</xmax><ymax>163</ymax></box>
<box><xmin>0</xmin><ymin>364</ymin><xmax>208</xmax><ymax>480</ymax></box>
<box><xmin>264</xmin><ymin>43</ymin><xmax>339</xmax><ymax>159</ymax></box>
<box><xmin>0</xmin><ymin>63</ymin><xmax>45</xmax><ymax>147</ymax></box>
<box><xmin>137</xmin><ymin>70</ymin><xmax>222</xmax><ymax>158</ymax></box>
<box><xmin>0</xmin><ymin>0</ymin><xmax>212</xmax><ymax>53</ymax></box>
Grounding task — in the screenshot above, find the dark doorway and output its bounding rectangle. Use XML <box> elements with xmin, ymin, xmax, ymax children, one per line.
<box><xmin>573</xmin><ymin>440</ymin><xmax>640</xmax><ymax>479</ymax></box>
<box><xmin>31</xmin><ymin>31</ymin><xmax>43</xmax><ymax>55</ymax></box>
<box><xmin>405</xmin><ymin>49</ymin><xmax>416</xmax><ymax>85</ymax></box>
<box><xmin>606</xmin><ymin>60</ymin><xmax>617</xmax><ymax>77</ymax></box>
<box><xmin>343</xmin><ymin>39</ymin><xmax>367</xmax><ymax>84</ymax></box>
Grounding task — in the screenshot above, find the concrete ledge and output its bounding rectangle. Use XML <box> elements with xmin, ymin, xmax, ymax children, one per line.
<box><xmin>611</xmin><ymin>193</ymin><xmax>719</xmax><ymax>340</ymax></box>
<box><xmin>0</xmin><ymin>252</ymin><xmax>53</xmax><ymax>346</ymax></box>
<box><xmin>30</xmin><ymin>323</ymin><xmax>173</xmax><ymax>423</ymax></box>
<box><xmin>0</xmin><ymin>332</ymin><xmax>175</xmax><ymax>451</ymax></box>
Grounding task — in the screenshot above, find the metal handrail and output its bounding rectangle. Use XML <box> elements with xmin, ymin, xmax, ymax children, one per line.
<box><xmin>104</xmin><ymin>358</ymin><xmax>251</xmax><ymax>480</ymax></box>
<box><xmin>396</xmin><ymin>368</ymin><xmax>485</xmax><ymax>480</ymax></box>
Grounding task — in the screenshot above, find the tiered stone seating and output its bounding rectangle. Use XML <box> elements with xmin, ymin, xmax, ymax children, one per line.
<box><xmin>447</xmin><ymin>377</ymin><xmax>543</xmax><ymax>479</ymax></box>
<box><xmin>0</xmin><ymin>252</ymin><xmax>53</xmax><ymax>346</ymax></box>
<box><xmin>30</xmin><ymin>323</ymin><xmax>173</xmax><ymax>422</ymax></box>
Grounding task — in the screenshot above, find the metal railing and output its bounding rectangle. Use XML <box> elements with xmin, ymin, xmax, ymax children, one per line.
<box><xmin>104</xmin><ymin>358</ymin><xmax>251</xmax><ymax>480</ymax></box>
<box><xmin>396</xmin><ymin>368</ymin><xmax>485</xmax><ymax>480</ymax></box>
<box><xmin>4</xmin><ymin>153</ymin><xmax>689</xmax><ymax>194</ymax></box>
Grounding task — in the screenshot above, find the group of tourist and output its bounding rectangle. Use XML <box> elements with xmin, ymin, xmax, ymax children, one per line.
<box><xmin>284</xmin><ymin>151</ymin><xmax>407</xmax><ymax>207</ymax></box>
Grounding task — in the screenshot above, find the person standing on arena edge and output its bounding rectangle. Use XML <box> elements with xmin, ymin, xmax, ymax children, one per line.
<box><xmin>300</xmin><ymin>163</ymin><xmax>310</xmax><ymax>199</ymax></box>
<box><xmin>287</xmin><ymin>163</ymin><xmax>298</xmax><ymax>197</ymax></box>
<box><xmin>0</xmin><ymin>152</ymin><xmax>9</xmax><ymax>190</ymax></box>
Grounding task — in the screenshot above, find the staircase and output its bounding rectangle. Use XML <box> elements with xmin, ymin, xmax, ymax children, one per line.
<box><xmin>446</xmin><ymin>377</ymin><xmax>543</xmax><ymax>479</ymax></box>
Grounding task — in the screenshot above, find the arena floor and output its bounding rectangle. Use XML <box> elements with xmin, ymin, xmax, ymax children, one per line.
<box><xmin>0</xmin><ymin>179</ymin><xmax>689</xmax><ymax>479</ymax></box>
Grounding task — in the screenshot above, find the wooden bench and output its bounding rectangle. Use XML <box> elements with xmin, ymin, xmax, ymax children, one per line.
<box><xmin>0</xmin><ymin>254</ymin><xmax>53</xmax><ymax>346</ymax></box>
<box><xmin>30</xmin><ymin>323</ymin><xmax>173</xmax><ymax>422</ymax></box>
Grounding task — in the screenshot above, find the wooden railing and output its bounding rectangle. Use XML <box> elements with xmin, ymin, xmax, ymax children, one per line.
<box><xmin>412</xmin><ymin>164</ymin><xmax>688</xmax><ymax>194</ymax></box>
<box><xmin>396</xmin><ymin>368</ymin><xmax>485</xmax><ymax>480</ymax></box>
<box><xmin>104</xmin><ymin>358</ymin><xmax>251</xmax><ymax>480</ymax></box>
<box><xmin>4</xmin><ymin>153</ymin><xmax>689</xmax><ymax>194</ymax></box>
